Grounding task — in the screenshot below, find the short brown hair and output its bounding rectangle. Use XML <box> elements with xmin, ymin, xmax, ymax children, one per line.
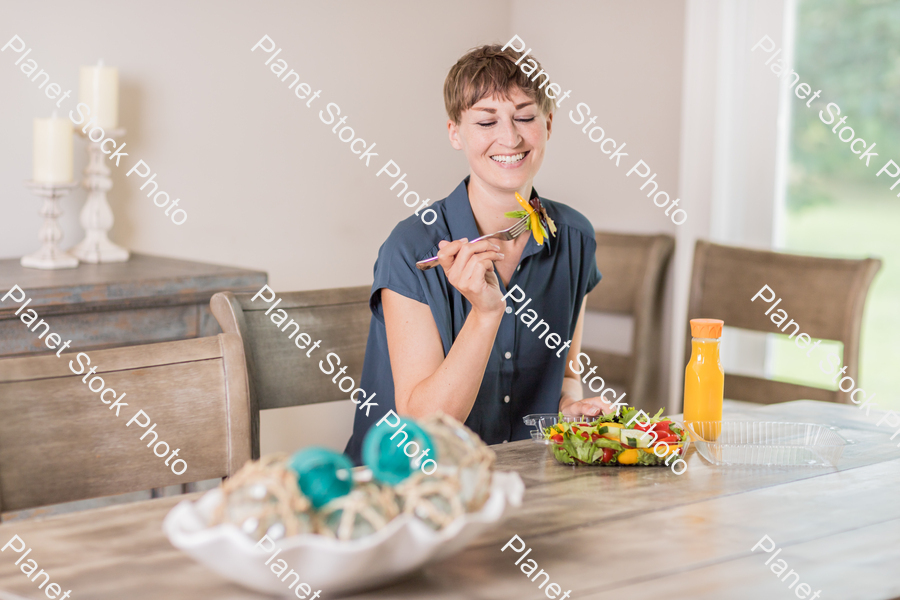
<box><xmin>444</xmin><ymin>44</ymin><xmax>555</xmax><ymax>125</ymax></box>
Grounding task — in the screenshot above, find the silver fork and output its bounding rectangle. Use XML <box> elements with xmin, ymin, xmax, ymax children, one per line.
<box><xmin>416</xmin><ymin>215</ymin><xmax>531</xmax><ymax>271</ymax></box>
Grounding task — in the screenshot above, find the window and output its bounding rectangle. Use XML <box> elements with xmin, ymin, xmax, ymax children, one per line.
<box><xmin>770</xmin><ymin>0</ymin><xmax>900</xmax><ymax>410</ymax></box>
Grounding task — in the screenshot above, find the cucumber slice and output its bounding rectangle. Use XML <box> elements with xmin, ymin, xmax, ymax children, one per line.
<box><xmin>619</xmin><ymin>429</ymin><xmax>654</xmax><ymax>448</ymax></box>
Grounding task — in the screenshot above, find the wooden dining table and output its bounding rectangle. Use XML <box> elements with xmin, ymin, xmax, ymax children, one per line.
<box><xmin>2</xmin><ymin>399</ymin><xmax>899</xmax><ymax>600</ymax></box>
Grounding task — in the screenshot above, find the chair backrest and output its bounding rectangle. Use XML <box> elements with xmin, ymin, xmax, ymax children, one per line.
<box><xmin>0</xmin><ymin>334</ymin><xmax>250</xmax><ymax>514</ymax></box>
<box><xmin>210</xmin><ymin>286</ymin><xmax>371</xmax><ymax>458</ymax></box>
<box><xmin>582</xmin><ymin>232</ymin><xmax>675</xmax><ymax>413</ymax></box>
<box><xmin>686</xmin><ymin>240</ymin><xmax>882</xmax><ymax>405</ymax></box>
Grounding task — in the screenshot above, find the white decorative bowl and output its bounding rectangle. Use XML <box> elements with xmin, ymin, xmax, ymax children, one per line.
<box><xmin>163</xmin><ymin>472</ymin><xmax>524</xmax><ymax>596</ymax></box>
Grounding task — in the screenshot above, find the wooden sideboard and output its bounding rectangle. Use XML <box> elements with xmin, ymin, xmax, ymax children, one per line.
<box><xmin>0</xmin><ymin>253</ymin><xmax>267</xmax><ymax>358</ymax></box>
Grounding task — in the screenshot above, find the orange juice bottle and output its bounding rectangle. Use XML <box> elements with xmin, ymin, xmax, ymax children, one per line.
<box><xmin>683</xmin><ymin>319</ymin><xmax>724</xmax><ymax>440</ymax></box>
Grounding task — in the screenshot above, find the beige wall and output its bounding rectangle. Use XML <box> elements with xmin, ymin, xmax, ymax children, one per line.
<box><xmin>1</xmin><ymin>0</ymin><xmax>686</xmax><ymax>453</ymax></box>
<box><xmin>511</xmin><ymin>1</ymin><xmax>686</xmax><ymax>235</ymax></box>
<box><xmin>511</xmin><ymin>0</ymin><xmax>687</xmax><ymax>411</ymax></box>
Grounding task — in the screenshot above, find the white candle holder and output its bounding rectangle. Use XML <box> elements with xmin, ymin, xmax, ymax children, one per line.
<box><xmin>21</xmin><ymin>181</ymin><xmax>81</xmax><ymax>270</ymax></box>
<box><xmin>70</xmin><ymin>127</ymin><xmax>130</xmax><ymax>263</ymax></box>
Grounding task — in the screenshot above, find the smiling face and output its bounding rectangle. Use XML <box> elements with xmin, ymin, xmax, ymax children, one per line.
<box><xmin>447</xmin><ymin>86</ymin><xmax>552</xmax><ymax>197</ymax></box>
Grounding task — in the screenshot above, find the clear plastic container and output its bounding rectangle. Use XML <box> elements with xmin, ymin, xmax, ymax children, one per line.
<box><xmin>522</xmin><ymin>413</ymin><xmax>596</xmax><ymax>445</ymax></box>
<box><xmin>523</xmin><ymin>413</ymin><xmax>691</xmax><ymax>467</ymax></box>
<box><xmin>686</xmin><ymin>421</ymin><xmax>848</xmax><ymax>467</ymax></box>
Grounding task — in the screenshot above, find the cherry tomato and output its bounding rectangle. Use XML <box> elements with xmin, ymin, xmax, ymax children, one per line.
<box><xmin>653</xmin><ymin>421</ymin><xmax>672</xmax><ymax>432</ymax></box>
<box><xmin>601</xmin><ymin>447</ymin><xmax>616</xmax><ymax>463</ymax></box>
<box><xmin>550</xmin><ymin>434</ymin><xmax>563</xmax><ymax>444</ymax></box>
<box><xmin>571</xmin><ymin>425</ymin><xmax>580</xmax><ymax>433</ymax></box>
<box><xmin>590</xmin><ymin>433</ymin><xmax>600</xmax><ymax>441</ymax></box>
<box><xmin>634</xmin><ymin>422</ymin><xmax>653</xmax><ymax>432</ymax></box>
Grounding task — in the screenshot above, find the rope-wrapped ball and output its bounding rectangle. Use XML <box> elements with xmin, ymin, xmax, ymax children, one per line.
<box><xmin>420</xmin><ymin>413</ymin><xmax>496</xmax><ymax>511</ymax></box>
<box><xmin>315</xmin><ymin>482</ymin><xmax>400</xmax><ymax>540</ymax></box>
<box><xmin>210</xmin><ymin>453</ymin><xmax>314</xmax><ymax>541</ymax></box>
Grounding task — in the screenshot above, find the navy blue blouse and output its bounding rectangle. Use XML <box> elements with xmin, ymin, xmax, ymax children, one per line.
<box><xmin>344</xmin><ymin>177</ymin><xmax>601</xmax><ymax>463</ymax></box>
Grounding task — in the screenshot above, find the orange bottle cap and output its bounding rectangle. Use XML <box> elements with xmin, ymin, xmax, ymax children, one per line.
<box><xmin>690</xmin><ymin>318</ymin><xmax>724</xmax><ymax>338</ymax></box>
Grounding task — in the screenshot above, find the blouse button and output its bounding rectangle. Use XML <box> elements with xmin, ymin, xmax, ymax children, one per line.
<box><xmin>516</xmin><ymin>266</ymin><xmax>521</xmax><ymax>271</ymax></box>
<box><xmin>502</xmin><ymin>440</ymin><xmax>509</xmax><ymax>444</ymax></box>
<box><xmin>504</xmin><ymin>395</ymin><xmax>510</xmax><ymax>403</ymax></box>
<box><xmin>505</xmin><ymin>306</ymin><xmax>512</xmax><ymax>314</ymax></box>
<box><xmin>504</xmin><ymin>351</ymin><xmax>512</xmax><ymax>359</ymax></box>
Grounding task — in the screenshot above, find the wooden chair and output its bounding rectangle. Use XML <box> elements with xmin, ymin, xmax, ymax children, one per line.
<box><xmin>210</xmin><ymin>286</ymin><xmax>371</xmax><ymax>458</ymax></box>
<box><xmin>686</xmin><ymin>240</ymin><xmax>882</xmax><ymax>405</ymax></box>
<box><xmin>582</xmin><ymin>232</ymin><xmax>675</xmax><ymax>415</ymax></box>
<box><xmin>0</xmin><ymin>334</ymin><xmax>251</xmax><ymax>517</ymax></box>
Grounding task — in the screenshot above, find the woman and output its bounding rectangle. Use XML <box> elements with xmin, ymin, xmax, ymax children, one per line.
<box><xmin>345</xmin><ymin>44</ymin><xmax>610</xmax><ymax>463</ymax></box>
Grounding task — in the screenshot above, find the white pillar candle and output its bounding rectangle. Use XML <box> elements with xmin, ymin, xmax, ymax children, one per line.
<box><xmin>33</xmin><ymin>115</ymin><xmax>73</xmax><ymax>184</ymax></box>
<box><xmin>79</xmin><ymin>60</ymin><xmax>118</xmax><ymax>129</ymax></box>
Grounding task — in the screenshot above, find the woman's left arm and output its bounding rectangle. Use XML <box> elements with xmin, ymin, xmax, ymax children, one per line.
<box><xmin>558</xmin><ymin>295</ymin><xmax>615</xmax><ymax>417</ymax></box>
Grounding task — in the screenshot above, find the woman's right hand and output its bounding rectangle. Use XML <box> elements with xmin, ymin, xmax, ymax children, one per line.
<box><xmin>436</xmin><ymin>238</ymin><xmax>506</xmax><ymax>316</ymax></box>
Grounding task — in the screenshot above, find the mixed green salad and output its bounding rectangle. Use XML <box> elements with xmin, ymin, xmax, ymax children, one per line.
<box><xmin>544</xmin><ymin>407</ymin><xmax>687</xmax><ymax>466</ymax></box>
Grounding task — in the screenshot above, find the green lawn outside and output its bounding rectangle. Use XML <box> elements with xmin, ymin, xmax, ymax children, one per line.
<box><xmin>771</xmin><ymin>179</ymin><xmax>900</xmax><ymax>411</ymax></box>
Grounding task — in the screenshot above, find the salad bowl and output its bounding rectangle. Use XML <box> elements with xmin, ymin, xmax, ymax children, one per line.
<box><xmin>524</xmin><ymin>408</ymin><xmax>690</xmax><ymax>468</ymax></box>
